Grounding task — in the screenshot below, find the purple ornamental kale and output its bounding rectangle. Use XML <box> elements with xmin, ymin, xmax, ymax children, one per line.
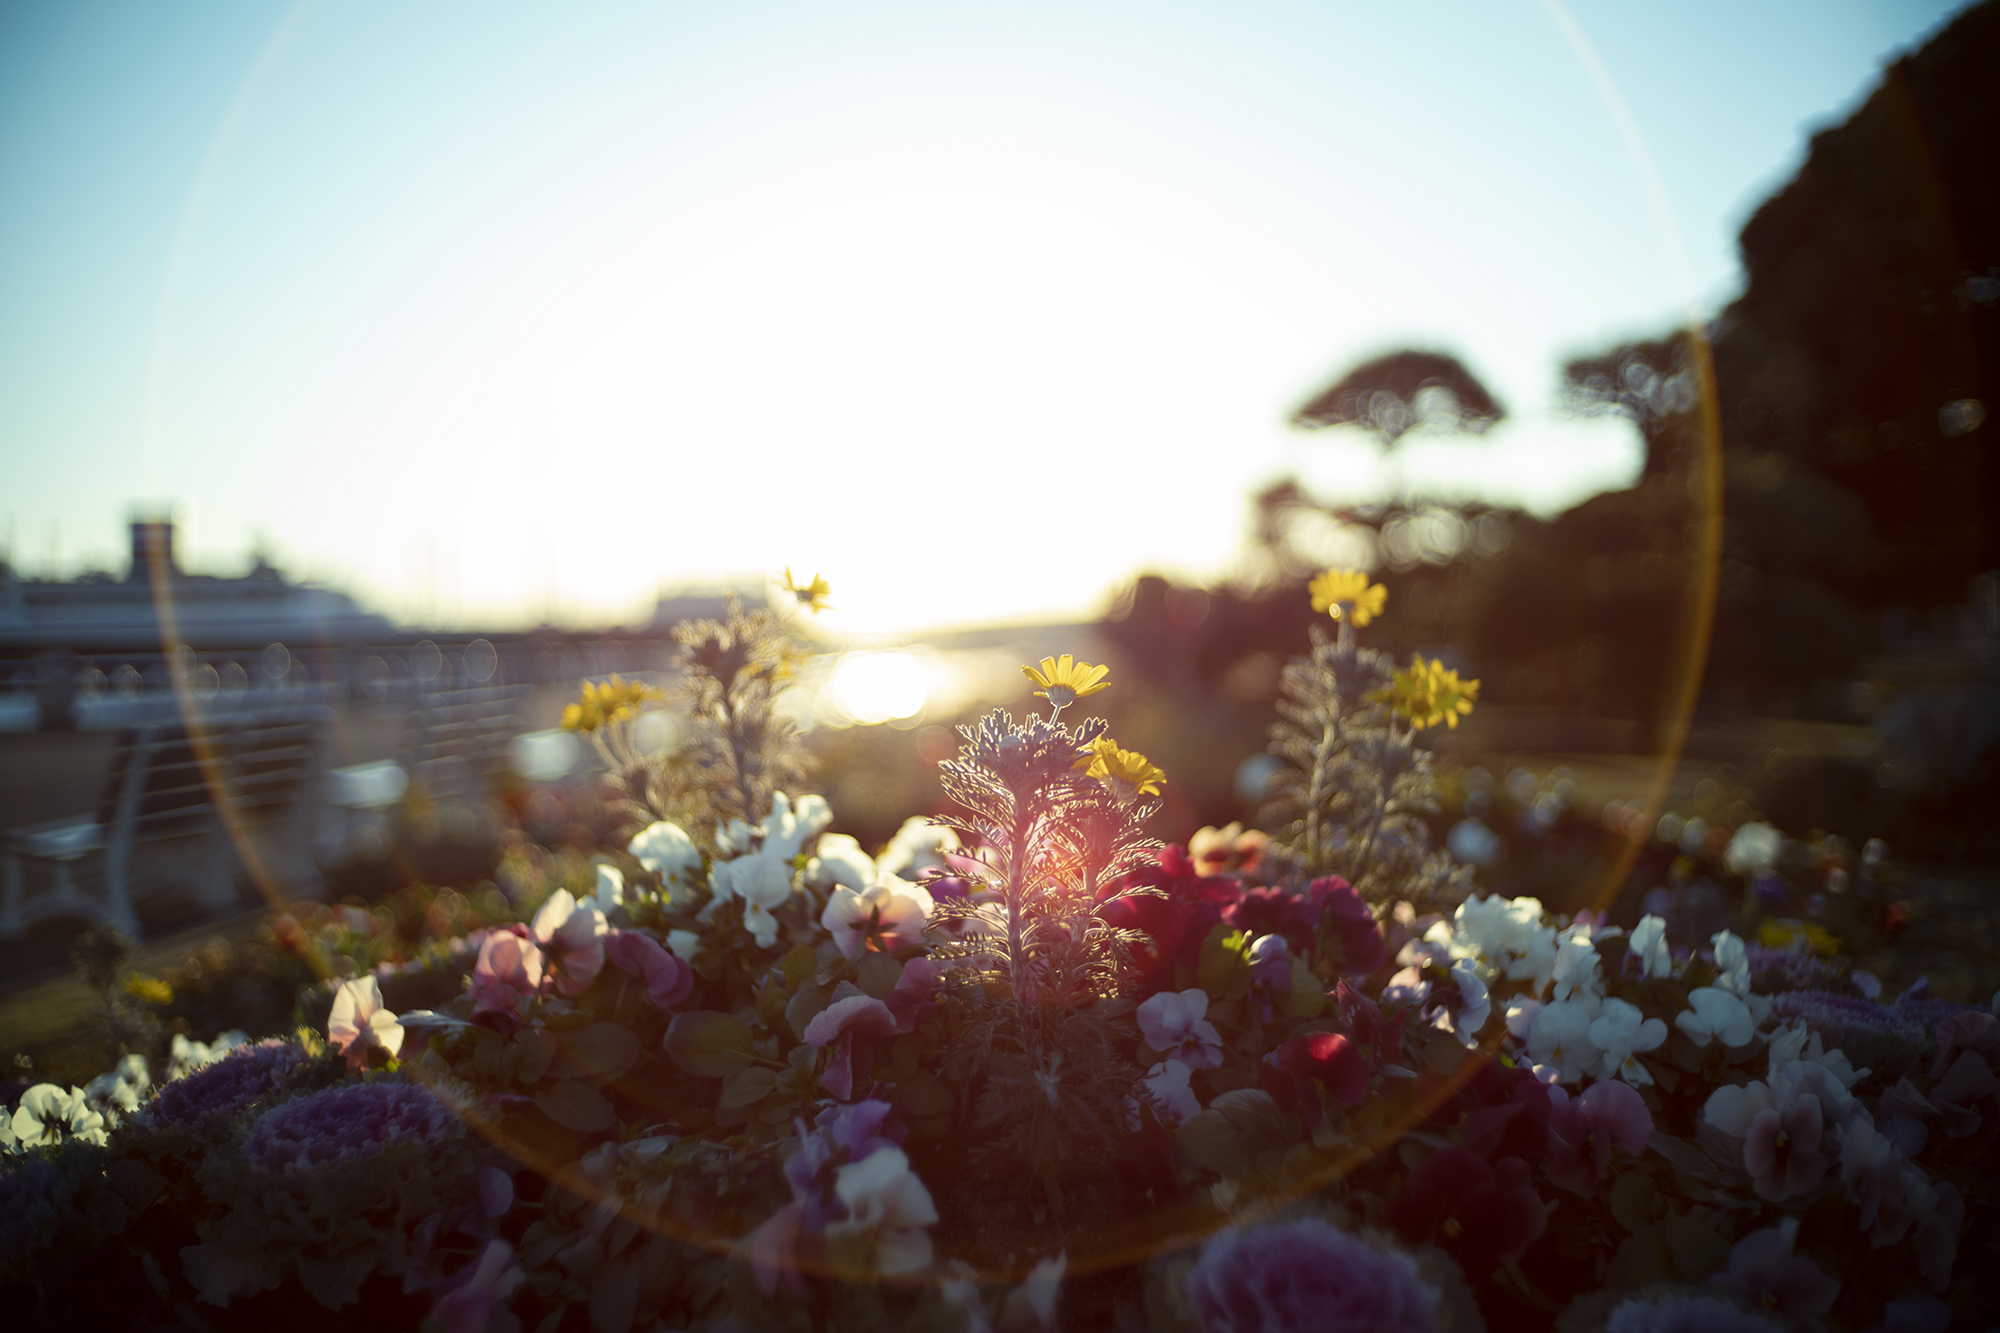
<box><xmin>1741</xmin><ymin>944</ymin><xmax>1843</xmax><ymax>995</ymax></box>
<box><xmin>0</xmin><ymin>1159</ymin><xmax>64</xmax><ymax>1258</ymax></box>
<box><xmin>141</xmin><ymin>1038</ymin><xmax>310</xmax><ymax>1128</ymax></box>
<box><xmin>1605</xmin><ymin>1293</ymin><xmax>1784</xmax><ymax>1333</ymax></box>
<box><xmin>1184</xmin><ymin>1218</ymin><xmax>1437</xmax><ymax>1333</ymax></box>
<box><xmin>1765</xmin><ymin>992</ymin><xmax>1926</xmax><ymax>1049</ymax></box>
<box><xmin>242</xmin><ymin>1080</ymin><xmax>459</xmax><ymax>1172</ymax></box>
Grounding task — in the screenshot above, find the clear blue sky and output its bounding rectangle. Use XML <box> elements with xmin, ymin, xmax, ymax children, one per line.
<box><xmin>0</xmin><ymin>0</ymin><xmax>1969</xmax><ymax>634</ymax></box>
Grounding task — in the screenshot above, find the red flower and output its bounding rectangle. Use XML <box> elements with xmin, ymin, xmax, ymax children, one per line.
<box><xmin>1260</xmin><ymin>1031</ymin><xmax>1370</xmax><ymax>1128</ymax></box>
<box><xmin>1222</xmin><ymin>887</ymin><xmax>1318</xmax><ymax>942</ymax></box>
<box><xmin>1447</xmin><ymin>1056</ymin><xmax>1554</xmax><ymax>1166</ymax></box>
<box><xmin>1388</xmin><ymin>1146</ymin><xmax>1547</xmax><ymax>1279</ymax></box>
<box><xmin>1099</xmin><ymin>845</ymin><xmax>1241</xmax><ymax>995</ymax></box>
<box><xmin>1333</xmin><ymin>980</ymin><xmax>1407</xmax><ymax>1067</ymax></box>
<box><xmin>1312</xmin><ymin>877</ymin><xmax>1387</xmax><ymax>976</ymax></box>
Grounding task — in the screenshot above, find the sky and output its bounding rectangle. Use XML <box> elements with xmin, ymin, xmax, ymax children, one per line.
<box><xmin>0</xmin><ymin>0</ymin><xmax>1971</xmax><ymax>637</ymax></box>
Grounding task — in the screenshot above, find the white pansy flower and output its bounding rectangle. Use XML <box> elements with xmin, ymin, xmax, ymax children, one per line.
<box><xmin>805</xmin><ymin>834</ymin><xmax>877</xmax><ymax>894</ymax></box>
<box><xmin>1766</xmin><ymin>1021</ymin><xmax>1813</xmax><ymax>1072</ymax></box>
<box><xmin>709</xmin><ymin>850</ymin><xmax>799</xmax><ymax>947</ymax></box>
<box><xmin>760</xmin><ymin>792</ymin><xmax>835</xmax><ymax>862</ymax></box>
<box><xmin>628</xmin><ymin>820</ymin><xmax>703</xmax><ymax>903</ymax></box>
<box><xmin>1676</xmin><ymin>987</ymin><xmax>1756</xmax><ymax>1047</ymax></box>
<box><xmin>875</xmin><ymin>816</ymin><xmax>961</xmax><ymax>879</ymax></box>
<box><xmin>1725</xmin><ymin>822</ymin><xmax>1783</xmax><ymax>876</ymax></box>
<box><xmin>588</xmin><ymin>863</ymin><xmax>626</xmax><ymax>917</ymax></box>
<box><xmin>1628</xmin><ymin>914</ymin><xmax>1672</xmax><ymax>980</ymax></box>
<box><xmin>328</xmin><ymin>975</ymin><xmax>406</xmax><ymax>1066</ymax></box>
<box><xmin>1711</xmin><ymin>930</ymin><xmax>1752</xmax><ymax>994</ymax></box>
<box><xmin>1505</xmin><ymin>998</ymin><xmax>1544</xmax><ymax>1039</ymax></box>
<box><xmin>1771</xmin><ymin>1027</ymin><xmax>1870</xmax><ymax>1092</ymax></box>
<box><xmin>1528</xmin><ymin>1000</ymin><xmax>1602</xmax><ymax>1084</ymax></box>
<box><xmin>666</xmin><ymin>929</ymin><xmax>703</xmax><ymax>960</ymax></box>
<box><xmin>1550</xmin><ymin>934</ymin><xmax>1602</xmax><ymax>1005</ymax></box>
<box><xmin>1450</xmin><ymin>960</ymin><xmax>1491</xmax><ymax>1046</ymax></box>
<box><xmin>821</xmin><ymin>873</ymin><xmax>936</xmax><ymax>960</ymax></box>
<box><xmin>11</xmin><ymin>1083</ymin><xmax>108</xmax><ymax>1147</ymax></box>
<box><xmin>1588</xmin><ymin>997</ymin><xmax>1668</xmax><ymax>1084</ymax></box>
<box><xmin>1704</xmin><ymin>1079</ymin><xmax>1775</xmax><ymax>1138</ymax></box>
<box><xmin>167</xmin><ymin>1029</ymin><xmax>249</xmax><ymax>1080</ymax></box>
<box><xmin>825</xmin><ymin>1146</ymin><xmax>940</xmax><ymax>1276</ymax></box>
<box><xmin>82</xmin><ymin>1053</ymin><xmax>151</xmax><ymax>1116</ymax></box>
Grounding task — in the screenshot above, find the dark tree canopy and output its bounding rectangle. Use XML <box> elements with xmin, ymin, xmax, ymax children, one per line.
<box><xmin>1291</xmin><ymin>349</ymin><xmax>1505</xmax><ymax>444</ymax></box>
<box><xmin>1716</xmin><ymin>0</ymin><xmax>2000</xmax><ymax>599</ymax></box>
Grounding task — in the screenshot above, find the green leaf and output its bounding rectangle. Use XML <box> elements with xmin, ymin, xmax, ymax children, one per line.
<box><xmin>890</xmin><ymin>1069</ymin><xmax>954</xmax><ymax>1117</ymax></box>
<box><xmin>755</xmin><ymin>981</ymin><xmax>790</xmax><ymax>1030</ymax></box>
<box><xmin>1606</xmin><ymin>1225</ymin><xmax>1674</xmax><ymax>1290</ymax></box>
<box><xmin>537</xmin><ymin>1078</ymin><xmax>617</xmax><ymax>1133</ymax></box>
<box><xmin>563</xmin><ymin>1023</ymin><xmax>642</xmax><ymax>1080</ymax></box>
<box><xmin>1609</xmin><ymin>1171</ymin><xmax>1666</xmax><ymax>1232</ymax></box>
<box><xmin>1197</xmin><ymin>924</ymin><xmax>1253</xmax><ymax>1001</ymax></box>
<box><xmin>590</xmin><ymin>1255</ymin><xmax>640</xmax><ymax>1333</ymax></box>
<box><xmin>1663</xmin><ymin>1211</ymin><xmax>1732</xmax><ymax>1280</ymax></box>
<box><xmin>1176</xmin><ymin>1109</ymin><xmax>1253</xmax><ymax>1178</ymax></box>
<box><xmin>504</xmin><ymin>1027</ymin><xmax>560</xmax><ymax>1084</ymax></box>
<box><xmin>785</xmin><ymin>984</ymin><xmax>832</xmax><ymax>1039</ymax></box>
<box><xmin>1646</xmin><ymin>1131</ymin><xmax>1720</xmax><ymax>1183</ymax></box>
<box><xmin>892</xmin><ymin>1033</ymin><xmax>922</xmax><ymax>1083</ymax></box>
<box><xmin>1211</xmin><ymin>1088</ymin><xmax>1294</xmax><ymax>1154</ymax></box>
<box><xmin>718</xmin><ymin>1066</ymin><xmax>778</xmax><ymax>1111</ymax></box>
<box><xmin>782</xmin><ymin>944</ymin><xmax>817</xmax><ymax>992</ymax></box>
<box><xmin>1422</xmin><ymin>1032</ymin><xmax>1465</xmax><ymax>1075</ymax></box>
<box><xmin>1287</xmin><ymin>958</ymin><xmax>1327</xmax><ymax>1018</ymax></box>
<box><xmin>664</xmin><ymin>1011</ymin><xmax>759</xmax><ymax>1077</ymax></box>
<box><xmin>856</xmin><ymin>951</ymin><xmax>903</xmax><ymax>999</ymax></box>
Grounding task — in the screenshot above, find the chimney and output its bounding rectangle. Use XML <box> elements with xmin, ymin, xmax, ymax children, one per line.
<box><xmin>129</xmin><ymin>519</ymin><xmax>178</xmax><ymax>582</ymax></box>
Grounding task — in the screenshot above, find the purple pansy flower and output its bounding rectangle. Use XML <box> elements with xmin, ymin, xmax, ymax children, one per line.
<box><xmin>1185</xmin><ymin>1218</ymin><xmax>1437</xmax><ymax>1333</ymax></box>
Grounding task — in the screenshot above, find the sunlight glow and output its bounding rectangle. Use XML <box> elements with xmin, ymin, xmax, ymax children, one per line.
<box><xmin>825</xmin><ymin>652</ymin><xmax>928</xmax><ymax>727</ymax></box>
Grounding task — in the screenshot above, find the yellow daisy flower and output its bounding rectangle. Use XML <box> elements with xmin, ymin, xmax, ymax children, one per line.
<box><xmin>780</xmin><ymin>568</ymin><xmax>833</xmax><ymax>613</ymax></box>
<box><xmin>1308</xmin><ymin>569</ymin><xmax>1388</xmax><ymax>627</ymax></box>
<box><xmin>123</xmin><ymin>973</ymin><xmax>173</xmax><ymax>1005</ymax></box>
<box><xmin>1759</xmin><ymin>918</ymin><xmax>1842</xmax><ymax>957</ymax></box>
<box><xmin>1074</xmin><ymin>736</ymin><xmax>1167</xmax><ymax>800</ymax></box>
<box><xmin>1021</xmin><ymin>654</ymin><xmax>1110</xmax><ymax>714</ymax></box>
<box><xmin>561</xmin><ymin>675</ymin><xmax>661</xmax><ymax>733</ymax></box>
<box><xmin>1369</xmin><ymin>655</ymin><xmax>1479</xmax><ymax>729</ymax></box>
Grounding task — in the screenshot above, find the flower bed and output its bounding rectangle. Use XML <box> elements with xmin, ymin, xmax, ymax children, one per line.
<box><xmin>2</xmin><ymin>584</ymin><xmax>1994</xmax><ymax>1331</ymax></box>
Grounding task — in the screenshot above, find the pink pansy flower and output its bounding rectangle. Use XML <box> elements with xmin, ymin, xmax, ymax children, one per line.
<box><xmin>1707</xmin><ymin>1218</ymin><xmax>1838</xmax><ymax>1327</ymax></box>
<box><xmin>804</xmin><ymin>994</ymin><xmax>900</xmax><ymax>1100</ymax></box>
<box><xmin>1544</xmin><ymin>1079</ymin><xmax>1652</xmax><ymax>1195</ymax></box>
<box><xmin>470</xmin><ymin>929</ymin><xmax>545</xmax><ymax>1034</ymax></box>
<box><xmin>886</xmin><ymin>955</ymin><xmax>948</xmax><ymax>1032</ymax></box>
<box><xmin>821</xmin><ymin>874</ymin><xmax>936</xmax><ymax>961</ymax></box>
<box><xmin>604</xmin><ymin>930</ymin><xmax>695</xmax><ymax>1011</ymax></box>
<box><xmin>327</xmin><ymin>975</ymin><xmax>404</xmax><ymax>1069</ymax></box>
<box><xmin>1137</xmin><ymin>989</ymin><xmax>1224</xmax><ymax>1069</ymax></box>
<box><xmin>531</xmin><ymin>890</ymin><xmax>608</xmax><ymax>996</ymax></box>
<box><xmin>1138</xmin><ymin>1059</ymin><xmax>1202</xmax><ymax>1126</ymax></box>
<box><xmin>744</xmin><ymin>1200</ymin><xmax>808</xmax><ymax>1298</ymax></box>
<box><xmin>430</xmin><ymin>1239</ymin><xmax>526</xmax><ymax>1333</ymax></box>
<box><xmin>1742</xmin><ymin>1093</ymin><xmax>1828</xmax><ymax>1201</ymax></box>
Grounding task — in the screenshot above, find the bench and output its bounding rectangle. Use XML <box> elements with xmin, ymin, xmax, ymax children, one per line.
<box><xmin>0</xmin><ymin>707</ymin><xmax>329</xmax><ymax>940</ymax></box>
